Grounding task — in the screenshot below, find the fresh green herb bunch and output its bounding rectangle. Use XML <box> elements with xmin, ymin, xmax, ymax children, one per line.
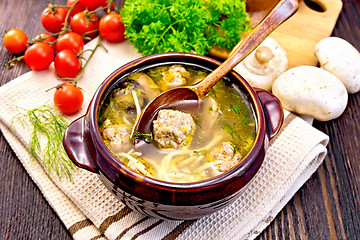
<box><xmin>11</xmin><ymin>105</ymin><xmax>77</xmax><ymax>181</ymax></box>
<box><xmin>120</xmin><ymin>0</ymin><xmax>251</xmax><ymax>56</ymax></box>
<box><xmin>207</xmin><ymin>0</ymin><xmax>251</xmax><ymax>49</ymax></box>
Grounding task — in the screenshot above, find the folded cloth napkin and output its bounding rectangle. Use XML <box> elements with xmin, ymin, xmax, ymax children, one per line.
<box><xmin>0</xmin><ymin>38</ymin><xmax>329</xmax><ymax>240</ymax></box>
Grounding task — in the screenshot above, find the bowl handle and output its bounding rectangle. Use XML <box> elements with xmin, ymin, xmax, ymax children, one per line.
<box><xmin>253</xmin><ymin>87</ymin><xmax>284</xmax><ymax>139</ymax></box>
<box><xmin>63</xmin><ymin>116</ymin><xmax>99</xmax><ymax>173</ymax></box>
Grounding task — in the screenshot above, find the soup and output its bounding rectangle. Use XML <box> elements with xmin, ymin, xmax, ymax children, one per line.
<box><xmin>98</xmin><ymin>64</ymin><xmax>257</xmax><ymax>183</ymax></box>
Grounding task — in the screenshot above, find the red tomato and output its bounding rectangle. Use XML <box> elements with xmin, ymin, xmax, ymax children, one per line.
<box><xmin>34</xmin><ymin>32</ymin><xmax>56</xmax><ymax>51</ymax></box>
<box><xmin>24</xmin><ymin>42</ymin><xmax>54</xmax><ymax>71</ymax></box>
<box><xmin>56</xmin><ymin>32</ymin><xmax>84</xmax><ymax>53</ymax></box>
<box><xmin>3</xmin><ymin>29</ymin><xmax>28</xmax><ymax>53</ymax></box>
<box><xmin>99</xmin><ymin>13</ymin><xmax>125</xmax><ymax>42</ymax></box>
<box><xmin>70</xmin><ymin>11</ymin><xmax>99</xmax><ymax>39</ymax></box>
<box><xmin>79</xmin><ymin>0</ymin><xmax>106</xmax><ymax>10</ymax></box>
<box><xmin>54</xmin><ymin>50</ymin><xmax>82</xmax><ymax>78</ymax></box>
<box><xmin>54</xmin><ymin>83</ymin><xmax>84</xmax><ymax>115</ymax></box>
<box><xmin>67</xmin><ymin>0</ymin><xmax>86</xmax><ymax>17</ymax></box>
<box><xmin>102</xmin><ymin>0</ymin><xmax>115</xmax><ymax>13</ymax></box>
<box><xmin>40</xmin><ymin>6</ymin><xmax>68</xmax><ymax>33</ymax></box>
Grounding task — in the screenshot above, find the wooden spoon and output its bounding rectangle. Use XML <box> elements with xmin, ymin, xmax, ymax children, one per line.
<box><xmin>134</xmin><ymin>0</ymin><xmax>299</xmax><ymax>137</ymax></box>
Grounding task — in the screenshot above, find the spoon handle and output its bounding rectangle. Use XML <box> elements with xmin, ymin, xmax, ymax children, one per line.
<box><xmin>193</xmin><ymin>0</ymin><xmax>299</xmax><ymax>98</ymax></box>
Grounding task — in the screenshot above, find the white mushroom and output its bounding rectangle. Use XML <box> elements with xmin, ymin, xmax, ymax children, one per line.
<box><xmin>272</xmin><ymin>66</ymin><xmax>348</xmax><ymax>121</ymax></box>
<box><xmin>314</xmin><ymin>37</ymin><xmax>360</xmax><ymax>94</ymax></box>
<box><xmin>235</xmin><ymin>37</ymin><xmax>288</xmax><ymax>91</ymax></box>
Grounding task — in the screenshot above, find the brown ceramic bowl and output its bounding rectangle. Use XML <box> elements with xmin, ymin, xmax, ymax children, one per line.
<box><xmin>63</xmin><ymin>52</ymin><xmax>283</xmax><ymax>220</ymax></box>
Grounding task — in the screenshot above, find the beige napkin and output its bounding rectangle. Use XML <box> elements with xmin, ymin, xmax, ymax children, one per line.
<box><xmin>0</xmin><ymin>38</ymin><xmax>329</xmax><ymax>240</ymax></box>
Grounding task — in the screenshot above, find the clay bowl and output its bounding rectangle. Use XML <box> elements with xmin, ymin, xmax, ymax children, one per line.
<box><xmin>63</xmin><ymin>52</ymin><xmax>284</xmax><ymax>220</ymax></box>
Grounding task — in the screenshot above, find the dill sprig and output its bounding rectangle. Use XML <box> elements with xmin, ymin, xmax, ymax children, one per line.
<box><xmin>222</xmin><ymin>122</ymin><xmax>242</xmax><ymax>142</ymax></box>
<box><xmin>11</xmin><ymin>105</ymin><xmax>77</xmax><ymax>181</ymax></box>
<box><xmin>230</xmin><ymin>104</ymin><xmax>247</xmax><ymax>114</ymax></box>
<box><xmin>132</xmin><ymin>131</ymin><xmax>153</xmax><ymax>143</ymax></box>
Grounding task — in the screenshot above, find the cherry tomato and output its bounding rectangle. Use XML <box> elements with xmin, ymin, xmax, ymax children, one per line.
<box><xmin>40</xmin><ymin>6</ymin><xmax>68</xmax><ymax>33</ymax></box>
<box><xmin>34</xmin><ymin>32</ymin><xmax>56</xmax><ymax>51</ymax></box>
<box><xmin>54</xmin><ymin>83</ymin><xmax>84</xmax><ymax>115</ymax></box>
<box><xmin>70</xmin><ymin>11</ymin><xmax>99</xmax><ymax>39</ymax></box>
<box><xmin>67</xmin><ymin>0</ymin><xmax>86</xmax><ymax>17</ymax></box>
<box><xmin>102</xmin><ymin>0</ymin><xmax>115</xmax><ymax>13</ymax></box>
<box><xmin>54</xmin><ymin>50</ymin><xmax>82</xmax><ymax>78</ymax></box>
<box><xmin>3</xmin><ymin>29</ymin><xmax>28</xmax><ymax>53</ymax></box>
<box><xmin>79</xmin><ymin>0</ymin><xmax>106</xmax><ymax>11</ymax></box>
<box><xmin>99</xmin><ymin>13</ymin><xmax>125</xmax><ymax>42</ymax></box>
<box><xmin>56</xmin><ymin>32</ymin><xmax>84</xmax><ymax>53</ymax></box>
<box><xmin>24</xmin><ymin>42</ymin><xmax>54</xmax><ymax>71</ymax></box>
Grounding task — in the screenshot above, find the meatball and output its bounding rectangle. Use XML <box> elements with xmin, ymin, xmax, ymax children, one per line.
<box><xmin>211</xmin><ymin>142</ymin><xmax>241</xmax><ymax>172</ymax></box>
<box><xmin>102</xmin><ymin>120</ymin><xmax>131</xmax><ymax>152</ymax></box>
<box><xmin>160</xmin><ymin>65</ymin><xmax>190</xmax><ymax>91</ymax></box>
<box><xmin>153</xmin><ymin>109</ymin><xmax>195</xmax><ymax>149</ymax></box>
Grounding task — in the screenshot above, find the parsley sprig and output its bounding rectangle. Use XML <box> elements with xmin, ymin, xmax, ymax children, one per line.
<box><xmin>120</xmin><ymin>0</ymin><xmax>251</xmax><ymax>56</ymax></box>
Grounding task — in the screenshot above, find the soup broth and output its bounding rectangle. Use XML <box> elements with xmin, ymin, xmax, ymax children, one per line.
<box><xmin>98</xmin><ymin>64</ymin><xmax>257</xmax><ymax>183</ymax></box>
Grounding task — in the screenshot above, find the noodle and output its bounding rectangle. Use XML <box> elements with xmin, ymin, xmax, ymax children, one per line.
<box><xmin>141</xmin><ymin>158</ymin><xmax>161</xmax><ymax>178</ymax></box>
<box><xmin>160</xmin><ymin>150</ymin><xmax>182</xmax><ymax>179</ymax></box>
<box><xmin>129</xmin><ymin>90</ymin><xmax>141</xmax><ymax>140</ymax></box>
<box><xmin>122</xmin><ymin>115</ymin><xmax>132</xmax><ymax>126</ymax></box>
<box><xmin>203</xmin><ymin>135</ymin><xmax>222</xmax><ymax>150</ymax></box>
<box><xmin>118</xmin><ymin>153</ymin><xmax>152</xmax><ymax>177</ymax></box>
<box><xmin>157</xmin><ymin>136</ymin><xmax>223</xmax><ymax>181</ymax></box>
<box><xmin>175</xmin><ymin>155</ymin><xmax>199</xmax><ymax>169</ymax></box>
<box><xmin>132</xmin><ymin>90</ymin><xmax>141</xmax><ymax>120</ymax></box>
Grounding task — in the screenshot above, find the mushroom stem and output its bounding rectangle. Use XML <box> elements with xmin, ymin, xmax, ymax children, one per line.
<box><xmin>255</xmin><ymin>46</ymin><xmax>275</xmax><ymax>63</ymax></box>
<box><xmin>234</xmin><ymin>37</ymin><xmax>288</xmax><ymax>91</ymax></box>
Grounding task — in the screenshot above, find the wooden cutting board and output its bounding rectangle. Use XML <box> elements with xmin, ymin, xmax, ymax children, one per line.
<box><xmin>209</xmin><ymin>0</ymin><xmax>343</xmax><ymax>68</ymax></box>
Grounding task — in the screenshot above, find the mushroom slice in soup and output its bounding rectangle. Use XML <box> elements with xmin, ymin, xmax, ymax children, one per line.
<box><xmin>126</xmin><ymin>72</ymin><xmax>161</xmax><ymax>101</ymax></box>
<box><xmin>113</xmin><ymin>83</ymin><xmax>145</xmax><ymax>114</ymax></box>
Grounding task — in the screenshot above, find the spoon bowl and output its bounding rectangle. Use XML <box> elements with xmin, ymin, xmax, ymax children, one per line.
<box><xmin>134</xmin><ymin>0</ymin><xmax>299</xmax><ymax>138</ymax></box>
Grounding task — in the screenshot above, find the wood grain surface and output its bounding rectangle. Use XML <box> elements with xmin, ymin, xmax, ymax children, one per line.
<box><xmin>0</xmin><ymin>0</ymin><xmax>359</xmax><ymax>239</ymax></box>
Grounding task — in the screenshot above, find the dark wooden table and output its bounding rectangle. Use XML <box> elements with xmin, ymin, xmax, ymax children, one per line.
<box><xmin>0</xmin><ymin>0</ymin><xmax>359</xmax><ymax>239</ymax></box>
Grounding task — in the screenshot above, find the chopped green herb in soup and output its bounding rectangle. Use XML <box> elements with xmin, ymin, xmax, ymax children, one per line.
<box><xmin>98</xmin><ymin>64</ymin><xmax>256</xmax><ymax>183</ymax></box>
